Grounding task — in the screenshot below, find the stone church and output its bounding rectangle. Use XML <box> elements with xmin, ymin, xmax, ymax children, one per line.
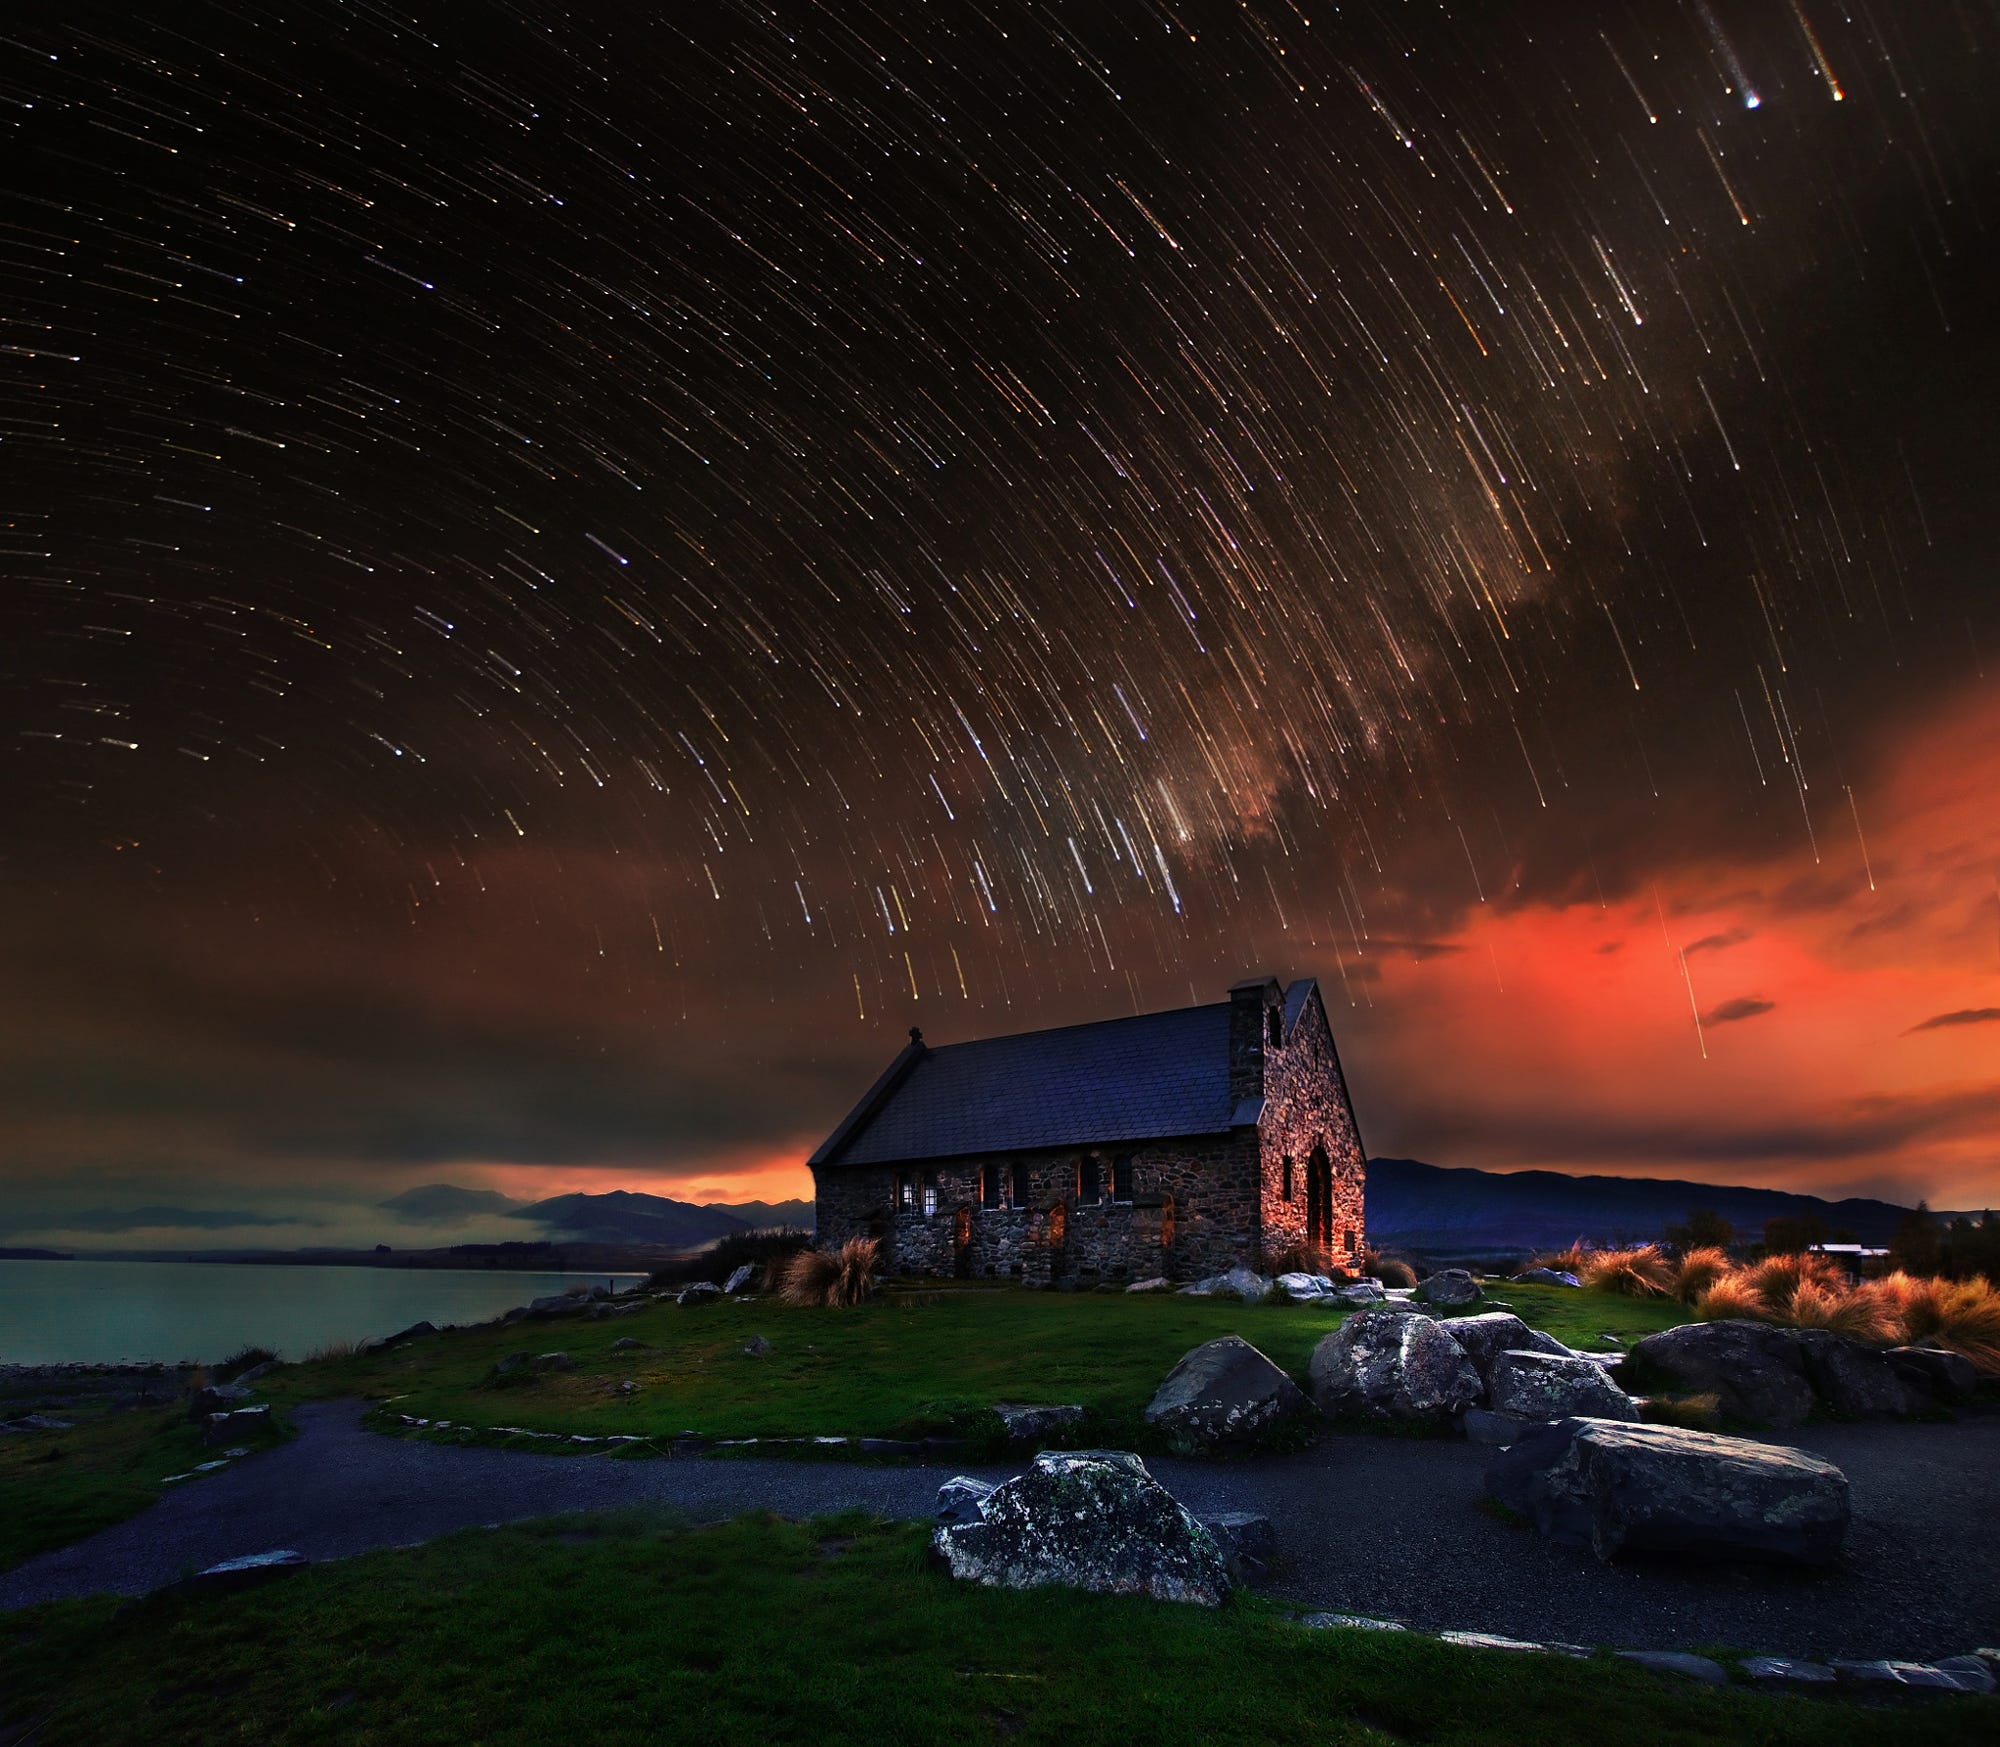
<box><xmin>809</xmin><ymin>975</ymin><xmax>1368</xmax><ymax>1284</ymax></box>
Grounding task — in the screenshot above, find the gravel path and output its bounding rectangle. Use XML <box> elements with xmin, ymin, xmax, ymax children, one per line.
<box><xmin>5</xmin><ymin>1400</ymin><xmax>1995</xmax><ymax>1660</ymax></box>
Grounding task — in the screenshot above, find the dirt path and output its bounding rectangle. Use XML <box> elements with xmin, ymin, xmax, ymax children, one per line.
<box><xmin>4</xmin><ymin>1399</ymin><xmax>1994</xmax><ymax>1660</ymax></box>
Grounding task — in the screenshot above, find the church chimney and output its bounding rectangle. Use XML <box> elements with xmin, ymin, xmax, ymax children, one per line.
<box><xmin>1228</xmin><ymin>976</ymin><xmax>1279</xmax><ymax>1107</ymax></box>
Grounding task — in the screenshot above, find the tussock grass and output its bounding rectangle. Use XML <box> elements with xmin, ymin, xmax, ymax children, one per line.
<box><xmin>1579</xmin><ymin>1245</ymin><xmax>1675</xmax><ymax>1298</ymax></box>
<box><xmin>778</xmin><ymin>1237</ymin><xmax>881</xmax><ymax>1308</ymax></box>
<box><xmin>1360</xmin><ymin>1247</ymin><xmax>1416</xmax><ymax>1288</ymax></box>
<box><xmin>1693</xmin><ymin>1275</ymin><xmax>1765</xmax><ymax>1321</ymax></box>
<box><xmin>1671</xmin><ymin>1246</ymin><xmax>1733</xmax><ymax>1303</ymax></box>
<box><xmin>1737</xmin><ymin>1250</ymin><xmax>1847</xmax><ymax>1311</ymax></box>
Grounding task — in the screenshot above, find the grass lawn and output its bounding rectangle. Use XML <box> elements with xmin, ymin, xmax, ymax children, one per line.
<box><xmin>258</xmin><ymin>1279</ymin><xmax>1695</xmax><ymax>1449</ymax></box>
<box><xmin>3</xmin><ymin>1508</ymin><xmax>1988</xmax><ymax>1747</ymax></box>
<box><xmin>0</xmin><ymin>1405</ymin><xmax>283</xmax><ymax>1572</ymax></box>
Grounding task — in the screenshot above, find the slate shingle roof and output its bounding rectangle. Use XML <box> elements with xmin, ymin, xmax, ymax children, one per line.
<box><xmin>812</xmin><ymin>1000</ymin><xmax>1237</xmax><ymax>1168</ymax></box>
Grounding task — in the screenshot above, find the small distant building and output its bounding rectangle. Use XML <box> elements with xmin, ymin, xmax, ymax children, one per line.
<box><xmin>809</xmin><ymin>975</ymin><xmax>1369</xmax><ymax>1284</ymax></box>
<box><xmin>1809</xmin><ymin>1242</ymin><xmax>1890</xmax><ymax>1281</ymax></box>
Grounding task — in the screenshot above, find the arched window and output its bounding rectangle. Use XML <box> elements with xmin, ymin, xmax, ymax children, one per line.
<box><xmin>1076</xmin><ymin>1156</ymin><xmax>1101</xmax><ymax>1205</ymax></box>
<box><xmin>1010</xmin><ymin>1161</ymin><xmax>1031</xmax><ymax>1208</ymax></box>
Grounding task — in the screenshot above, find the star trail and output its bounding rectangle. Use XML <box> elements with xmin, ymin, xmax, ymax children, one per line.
<box><xmin>3</xmin><ymin>1</ymin><xmax>1998</xmax><ymax>1227</ymax></box>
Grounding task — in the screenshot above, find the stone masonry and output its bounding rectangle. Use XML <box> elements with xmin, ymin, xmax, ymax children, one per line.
<box><xmin>811</xmin><ymin>976</ymin><xmax>1368</xmax><ymax>1283</ymax></box>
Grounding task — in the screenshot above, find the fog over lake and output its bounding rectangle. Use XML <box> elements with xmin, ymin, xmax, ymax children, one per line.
<box><xmin>0</xmin><ymin>1260</ymin><xmax>645</xmax><ymax>1366</ymax></box>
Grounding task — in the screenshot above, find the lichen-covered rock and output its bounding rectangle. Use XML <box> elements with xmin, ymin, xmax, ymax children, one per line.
<box><xmin>1487</xmin><ymin>1350</ymin><xmax>1639</xmax><ymax>1422</ymax></box>
<box><xmin>1486</xmin><ymin>1418</ymin><xmax>1850</xmax><ymax>1565</ymax></box>
<box><xmin>1791</xmin><ymin>1330</ymin><xmax>1923</xmax><ymax>1418</ymax></box>
<box><xmin>1275</xmin><ymin>1271</ymin><xmax>1330</xmax><ymax>1301</ymax></box>
<box><xmin>677</xmin><ymin>1281</ymin><xmax>723</xmax><ymax>1306</ymax></box>
<box><xmin>1433</xmin><ymin>1312</ymin><xmax>1571</xmax><ymax>1388</ymax></box>
<box><xmin>1144</xmin><ymin>1335</ymin><xmax>1311</xmax><ymax>1450</ymax></box>
<box><xmin>1309</xmin><ymin>1308</ymin><xmax>1482</xmax><ymax>1422</ymax></box>
<box><xmin>1336</xmin><ymin>1280</ymin><xmax>1387</xmax><ymax>1305</ymax></box>
<box><xmin>935</xmin><ymin>1474</ymin><xmax>997</xmax><ymax>1525</ymax></box>
<box><xmin>1416</xmin><ymin>1269</ymin><xmax>1481</xmax><ymax>1308</ymax></box>
<box><xmin>930</xmin><ymin>1450</ymin><xmax>1230</xmax><ymax>1606</ymax></box>
<box><xmin>1626</xmin><ymin>1320</ymin><xmax>1815</xmax><ymax>1427</ymax></box>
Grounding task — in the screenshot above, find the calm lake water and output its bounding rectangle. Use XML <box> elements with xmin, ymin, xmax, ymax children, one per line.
<box><xmin>0</xmin><ymin>1259</ymin><xmax>648</xmax><ymax>1366</ymax></box>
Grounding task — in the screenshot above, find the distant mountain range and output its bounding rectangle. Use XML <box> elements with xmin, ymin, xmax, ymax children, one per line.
<box><xmin>378</xmin><ymin>1184</ymin><xmax>813</xmax><ymax>1249</ymax></box>
<box><xmin>1366</xmin><ymin>1157</ymin><xmax>1977</xmax><ymax>1261</ymax></box>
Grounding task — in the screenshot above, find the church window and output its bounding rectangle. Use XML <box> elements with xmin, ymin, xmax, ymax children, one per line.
<box><xmin>1111</xmin><ymin>1154</ymin><xmax>1134</xmax><ymax>1202</ymax></box>
<box><xmin>1076</xmin><ymin>1156</ymin><xmax>1101</xmax><ymax>1205</ymax></box>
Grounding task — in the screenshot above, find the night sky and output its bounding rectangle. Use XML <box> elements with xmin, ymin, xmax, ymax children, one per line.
<box><xmin>5</xmin><ymin>2</ymin><xmax>1998</xmax><ymax>1250</ymax></box>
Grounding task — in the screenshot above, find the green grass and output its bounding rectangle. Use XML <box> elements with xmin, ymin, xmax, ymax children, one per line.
<box><xmin>3</xmin><ymin>1509</ymin><xmax>1987</xmax><ymax>1747</ymax></box>
<box><xmin>259</xmin><ymin>1280</ymin><xmax>1693</xmax><ymax>1450</ymax></box>
<box><xmin>1</xmin><ymin>1281</ymin><xmax>1692</xmax><ymax>1576</ymax></box>
<box><xmin>0</xmin><ymin>1405</ymin><xmax>281</xmax><ymax>1572</ymax></box>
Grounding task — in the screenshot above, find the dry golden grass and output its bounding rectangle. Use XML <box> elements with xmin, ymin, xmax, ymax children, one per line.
<box><xmin>1693</xmin><ymin>1274</ymin><xmax>1767</xmax><ymax>1321</ymax></box>
<box><xmin>1641</xmin><ymin>1391</ymin><xmax>1723</xmax><ymax>1432</ymax></box>
<box><xmin>1672</xmin><ymin>1245</ymin><xmax>1734</xmax><ymax>1303</ymax></box>
<box><xmin>1361</xmin><ymin>1248</ymin><xmax>1417</xmax><ymax>1288</ymax></box>
<box><xmin>778</xmin><ymin>1237</ymin><xmax>881</xmax><ymax>1309</ymax></box>
<box><xmin>1579</xmin><ymin>1244</ymin><xmax>1675</xmax><ymax>1297</ymax></box>
<box><xmin>1737</xmin><ymin>1250</ymin><xmax>1846</xmax><ymax>1310</ymax></box>
<box><xmin>1874</xmin><ymin>1272</ymin><xmax>2000</xmax><ymax>1375</ymax></box>
<box><xmin>1525</xmin><ymin>1242</ymin><xmax>1592</xmax><ymax>1276</ymax></box>
<box><xmin>1780</xmin><ymin>1276</ymin><xmax>1898</xmax><ymax>1341</ymax></box>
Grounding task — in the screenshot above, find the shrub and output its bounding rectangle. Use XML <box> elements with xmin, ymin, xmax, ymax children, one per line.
<box><xmin>1672</xmin><ymin>1246</ymin><xmax>1733</xmax><ymax>1303</ymax></box>
<box><xmin>779</xmin><ymin>1237</ymin><xmax>880</xmax><ymax>1308</ymax></box>
<box><xmin>303</xmin><ymin>1336</ymin><xmax>356</xmax><ymax>1362</ymax></box>
<box><xmin>1737</xmin><ymin>1250</ymin><xmax>1845</xmax><ymax>1311</ymax></box>
<box><xmin>213</xmin><ymin>1345</ymin><xmax>278</xmax><ymax>1382</ymax></box>
<box><xmin>1693</xmin><ymin>1274</ymin><xmax>1767</xmax><ymax>1321</ymax></box>
<box><xmin>647</xmin><ymin>1226</ymin><xmax>812</xmax><ymax>1293</ymax></box>
<box><xmin>1361</xmin><ymin>1248</ymin><xmax>1416</xmax><ymax>1288</ymax></box>
<box><xmin>1263</xmin><ymin>1239</ymin><xmax>1315</xmax><ymax>1277</ymax></box>
<box><xmin>1778</xmin><ymin>1277</ymin><xmax>1897</xmax><ymax>1341</ymax></box>
<box><xmin>1580</xmin><ymin>1245</ymin><xmax>1674</xmax><ymax>1297</ymax></box>
<box><xmin>1880</xmin><ymin>1272</ymin><xmax>2000</xmax><ymax>1375</ymax></box>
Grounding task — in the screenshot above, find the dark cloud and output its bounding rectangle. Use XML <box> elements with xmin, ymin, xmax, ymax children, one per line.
<box><xmin>1907</xmin><ymin>1009</ymin><xmax>2000</xmax><ymax>1034</ymax></box>
<box><xmin>1684</xmin><ymin>929</ymin><xmax>1751</xmax><ymax>957</ymax></box>
<box><xmin>1701</xmin><ymin>997</ymin><xmax>1775</xmax><ymax>1028</ymax></box>
<box><xmin>17</xmin><ymin>1206</ymin><xmax>304</xmax><ymax>1235</ymax></box>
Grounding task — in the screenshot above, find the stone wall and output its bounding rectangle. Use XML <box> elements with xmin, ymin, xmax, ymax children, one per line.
<box><xmin>1255</xmin><ymin>981</ymin><xmax>1367</xmax><ymax>1272</ymax></box>
<box><xmin>812</xmin><ymin>1131</ymin><xmax>1262</xmax><ymax>1284</ymax></box>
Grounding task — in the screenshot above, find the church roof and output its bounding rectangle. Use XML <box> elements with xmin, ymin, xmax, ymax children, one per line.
<box><xmin>811</xmin><ymin>980</ymin><xmax>1317</xmax><ymax>1169</ymax></box>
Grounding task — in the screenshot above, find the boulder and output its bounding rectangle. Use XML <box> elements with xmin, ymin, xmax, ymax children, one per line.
<box><xmin>991</xmin><ymin>1403</ymin><xmax>1084</xmax><ymax>1443</ymax></box>
<box><xmin>930</xmin><ymin>1450</ymin><xmax>1229</xmax><ymax>1606</ymax></box>
<box><xmin>1887</xmin><ymin>1345</ymin><xmax>1979</xmax><ymax>1402</ymax></box>
<box><xmin>383</xmin><ymin>1320</ymin><xmax>438</xmax><ymax>1345</ymax></box>
<box><xmin>609</xmin><ymin>1336</ymin><xmax>644</xmax><ymax>1352</ymax></box>
<box><xmin>1177</xmin><ymin>1267</ymin><xmax>1271</xmax><ymax>1303</ymax></box>
<box><xmin>1125</xmin><ymin>1276</ymin><xmax>1171</xmax><ymax>1294</ymax></box>
<box><xmin>1792</xmin><ymin>1331</ymin><xmax>1923</xmax><ymax>1418</ymax></box>
<box><xmin>1832</xmin><ymin>1660</ymin><xmax>1978</xmax><ymax>1692</ymax></box>
<box><xmin>1613</xmin><ymin>1651</ymin><xmax>1728</xmax><ymax>1686</ymax></box>
<box><xmin>1416</xmin><ymin>1269</ymin><xmax>1481</xmax><ymax>1308</ymax></box>
<box><xmin>1143</xmin><ymin>1335</ymin><xmax>1311</xmax><ymax>1450</ymax></box>
<box><xmin>742</xmin><ymin>1334</ymin><xmax>775</xmax><ymax>1357</ymax></box>
<box><xmin>188</xmin><ymin>1382</ymin><xmax>252</xmax><ymax>1421</ymax></box>
<box><xmin>723</xmin><ymin>1263</ymin><xmax>758</xmax><ymax>1295</ymax></box>
<box><xmin>1935</xmin><ymin>1656</ymin><xmax>1999</xmax><ymax>1695</ymax></box>
<box><xmin>1200</xmin><ymin>1511</ymin><xmax>1275</xmax><ymax>1581</ymax></box>
<box><xmin>1511</xmin><ymin>1268</ymin><xmax>1581</xmax><ymax>1288</ymax></box>
<box><xmin>1309</xmin><ymin>1309</ymin><xmax>1482</xmax><ymax>1422</ymax></box>
<box><xmin>935</xmin><ymin>1475</ymin><xmax>997</xmax><ymax>1525</ymax></box>
<box><xmin>533</xmin><ymin>1351</ymin><xmax>573</xmax><ymax>1372</ymax></box>
<box><xmin>490</xmin><ymin>1351</ymin><xmax>532</xmax><ymax>1378</ymax></box>
<box><xmin>1433</xmin><ymin>1312</ymin><xmax>1572</xmax><ymax>1388</ymax></box>
<box><xmin>1485</xmin><ymin>1417</ymin><xmax>1850</xmax><ymax>1565</ymax></box>
<box><xmin>1335</xmin><ymin>1281</ymin><xmax>1387</xmax><ymax>1305</ymax></box>
<box><xmin>1741</xmin><ymin>1656</ymin><xmax>1836</xmax><ymax>1686</ymax></box>
<box><xmin>1275</xmin><ymin>1272</ymin><xmax>1330</xmax><ymax>1302</ymax></box>
<box><xmin>1626</xmin><ymin>1320</ymin><xmax>1815</xmax><ymax>1427</ymax></box>
<box><xmin>201</xmin><ymin>1405</ymin><xmax>271</xmax><ymax>1445</ymax></box>
<box><xmin>677</xmin><ymin>1281</ymin><xmax>722</xmax><ymax>1307</ymax></box>
<box><xmin>153</xmin><ymin>1549</ymin><xmax>308</xmax><ymax>1601</ymax></box>
<box><xmin>1463</xmin><ymin>1407</ymin><xmax>1541</xmax><ymax>1447</ymax></box>
<box><xmin>525</xmin><ymin>1293</ymin><xmax>588</xmax><ymax>1319</ymax></box>
<box><xmin>1487</xmin><ymin>1350</ymin><xmax>1640</xmax><ymax>1423</ymax></box>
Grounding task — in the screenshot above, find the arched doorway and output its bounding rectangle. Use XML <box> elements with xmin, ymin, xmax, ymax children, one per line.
<box><xmin>1306</xmin><ymin>1144</ymin><xmax>1333</xmax><ymax>1256</ymax></box>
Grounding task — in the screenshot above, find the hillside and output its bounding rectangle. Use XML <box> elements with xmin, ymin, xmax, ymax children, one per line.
<box><xmin>1365</xmin><ymin>1156</ymin><xmax>1970</xmax><ymax>1261</ymax></box>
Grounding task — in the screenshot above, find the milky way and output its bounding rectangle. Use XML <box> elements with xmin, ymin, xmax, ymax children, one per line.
<box><xmin>4</xmin><ymin>3</ymin><xmax>1997</xmax><ymax>1197</ymax></box>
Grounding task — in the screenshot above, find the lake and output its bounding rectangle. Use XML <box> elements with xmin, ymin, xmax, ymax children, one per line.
<box><xmin>0</xmin><ymin>1259</ymin><xmax>649</xmax><ymax>1366</ymax></box>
